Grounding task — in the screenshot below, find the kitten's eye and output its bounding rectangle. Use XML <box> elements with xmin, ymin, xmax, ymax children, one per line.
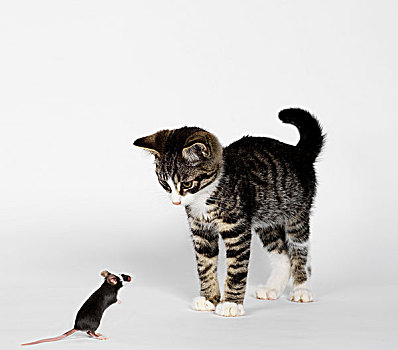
<box><xmin>159</xmin><ymin>180</ymin><xmax>171</xmax><ymax>193</ymax></box>
<box><xmin>181</xmin><ymin>181</ymin><xmax>193</xmax><ymax>190</ymax></box>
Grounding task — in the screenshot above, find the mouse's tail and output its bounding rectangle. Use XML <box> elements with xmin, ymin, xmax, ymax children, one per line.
<box><xmin>21</xmin><ymin>329</ymin><xmax>77</xmax><ymax>346</ymax></box>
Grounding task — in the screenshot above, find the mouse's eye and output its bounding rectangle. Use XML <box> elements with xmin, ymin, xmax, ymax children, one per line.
<box><xmin>181</xmin><ymin>181</ymin><xmax>193</xmax><ymax>190</ymax></box>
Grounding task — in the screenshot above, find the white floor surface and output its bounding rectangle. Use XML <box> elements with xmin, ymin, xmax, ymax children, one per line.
<box><xmin>3</xmin><ymin>284</ymin><xmax>397</xmax><ymax>350</ymax></box>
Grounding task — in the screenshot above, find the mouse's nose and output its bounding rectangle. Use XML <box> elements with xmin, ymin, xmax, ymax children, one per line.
<box><xmin>121</xmin><ymin>274</ymin><xmax>133</xmax><ymax>282</ymax></box>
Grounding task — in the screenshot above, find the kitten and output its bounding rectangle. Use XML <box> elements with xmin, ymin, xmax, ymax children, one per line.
<box><xmin>134</xmin><ymin>108</ymin><xmax>325</xmax><ymax>317</ymax></box>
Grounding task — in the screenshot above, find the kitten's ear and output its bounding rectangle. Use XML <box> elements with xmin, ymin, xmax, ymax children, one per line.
<box><xmin>182</xmin><ymin>131</ymin><xmax>220</xmax><ymax>164</ymax></box>
<box><xmin>182</xmin><ymin>142</ymin><xmax>209</xmax><ymax>163</ymax></box>
<box><xmin>133</xmin><ymin>130</ymin><xmax>171</xmax><ymax>157</ymax></box>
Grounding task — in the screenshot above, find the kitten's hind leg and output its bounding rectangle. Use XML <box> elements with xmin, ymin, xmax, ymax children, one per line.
<box><xmin>191</xmin><ymin>226</ymin><xmax>221</xmax><ymax>311</ymax></box>
<box><xmin>285</xmin><ymin>217</ymin><xmax>313</xmax><ymax>303</ymax></box>
<box><xmin>256</xmin><ymin>225</ymin><xmax>290</xmax><ymax>300</ymax></box>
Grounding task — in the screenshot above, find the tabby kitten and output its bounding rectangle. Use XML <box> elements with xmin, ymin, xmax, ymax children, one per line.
<box><xmin>134</xmin><ymin>108</ymin><xmax>324</xmax><ymax>317</ymax></box>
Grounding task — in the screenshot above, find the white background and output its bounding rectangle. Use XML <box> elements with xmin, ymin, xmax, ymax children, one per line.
<box><xmin>1</xmin><ymin>1</ymin><xmax>397</xmax><ymax>349</ymax></box>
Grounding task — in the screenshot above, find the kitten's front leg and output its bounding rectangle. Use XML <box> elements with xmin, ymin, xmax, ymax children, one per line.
<box><xmin>191</xmin><ymin>225</ymin><xmax>221</xmax><ymax>311</ymax></box>
<box><xmin>217</xmin><ymin>224</ymin><xmax>251</xmax><ymax>317</ymax></box>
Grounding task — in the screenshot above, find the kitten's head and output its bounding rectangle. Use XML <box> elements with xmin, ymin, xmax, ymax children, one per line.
<box><xmin>134</xmin><ymin>127</ymin><xmax>222</xmax><ymax>206</ymax></box>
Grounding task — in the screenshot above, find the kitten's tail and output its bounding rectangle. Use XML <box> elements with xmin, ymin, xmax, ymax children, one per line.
<box><xmin>279</xmin><ymin>108</ymin><xmax>325</xmax><ymax>163</ymax></box>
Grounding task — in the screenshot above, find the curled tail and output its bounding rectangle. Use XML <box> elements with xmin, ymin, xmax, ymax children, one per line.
<box><xmin>279</xmin><ymin>108</ymin><xmax>325</xmax><ymax>163</ymax></box>
<box><xmin>21</xmin><ymin>329</ymin><xmax>76</xmax><ymax>346</ymax></box>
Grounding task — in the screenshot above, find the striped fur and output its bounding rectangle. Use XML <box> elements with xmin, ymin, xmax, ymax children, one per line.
<box><xmin>134</xmin><ymin>108</ymin><xmax>325</xmax><ymax>316</ymax></box>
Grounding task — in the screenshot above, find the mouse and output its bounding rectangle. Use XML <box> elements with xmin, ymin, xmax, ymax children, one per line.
<box><xmin>21</xmin><ymin>270</ymin><xmax>132</xmax><ymax>346</ymax></box>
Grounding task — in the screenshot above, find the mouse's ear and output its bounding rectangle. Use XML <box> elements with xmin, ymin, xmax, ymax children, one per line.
<box><xmin>101</xmin><ymin>270</ymin><xmax>110</xmax><ymax>278</ymax></box>
<box><xmin>106</xmin><ymin>275</ymin><xmax>118</xmax><ymax>286</ymax></box>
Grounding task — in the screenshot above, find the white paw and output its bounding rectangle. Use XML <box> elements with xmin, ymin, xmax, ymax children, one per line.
<box><xmin>290</xmin><ymin>287</ymin><xmax>313</xmax><ymax>303</ymax></box>
<box><xmin>192</xmin><ymin>297</ymin><xmax>216</xmax><ymax>311</ymax></box>
<box><xmin>215</xmin><ymin>302</ymin><xmax>244</xmax><ymax>317</ymax></box>
<box><xmin>255</xmin><ymin>287</ymin><xmax>281</xmax><ymax>300</ymax></box>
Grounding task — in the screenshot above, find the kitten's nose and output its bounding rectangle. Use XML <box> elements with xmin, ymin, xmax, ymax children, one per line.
<box><xmin>172</xmin><ymin>201</ymin><xmax>181</xmax><ymax>205</ymax></box>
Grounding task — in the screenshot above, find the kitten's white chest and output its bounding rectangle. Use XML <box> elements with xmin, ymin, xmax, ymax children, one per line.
<box><xmin>188</xmin><ymin>194</ymin><xmax>212</xmax><ymax>221</ymax></box>
<box><xmin>185</xmin><ymin>179</ymin><xmax>220</xmax><ymax>221</ymax></box>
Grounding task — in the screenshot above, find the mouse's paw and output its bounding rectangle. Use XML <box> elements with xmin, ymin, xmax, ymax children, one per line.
<box><xmin>88</xmin><ymin>331</ymin><xmax>109</xmax><ymax>340</ymax></box>
<box><xmin>215</xmin><ymin>302</ymin><xmax>244</xmax><ymax>317</ymax></box>
<box><xmin>117</xmin><ymin>300</ymin><xmax>122</xmax><ymax>304</ymax></box>
<box><xmin>192</xmin><ymin>296</ymin><xmax>216</xmax><ymax>311</ymax></box>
